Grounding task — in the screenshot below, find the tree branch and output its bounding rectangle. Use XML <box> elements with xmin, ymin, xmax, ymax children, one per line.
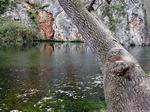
<box><xmin>105</xmin><ymin>0</ymin><xmax>112</xmax><ymax>4</ymax></box>
<box><xmin>86</xmin><ymin>0</ymin><xmax>96</xmax><ymax>12</ymax></box>
<box><xmin>87</xmin><ymin>0</ymin><xmax>112</xmax><ymax>12</ymax></box>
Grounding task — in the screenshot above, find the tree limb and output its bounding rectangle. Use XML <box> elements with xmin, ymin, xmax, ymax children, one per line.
<box><xmin>87</xmin><ymin>0</ymin><xmax>112</xmax><ymax>12</ymax></box>
<box><xmin>105</xmin><ymin>0</ymin><xmax>112</xmax><ymax>4</ymax></box>
<box><xmin>86</xmin><ymin>0</ymin><xmax>96</xmax><ymax>12</ymax></box>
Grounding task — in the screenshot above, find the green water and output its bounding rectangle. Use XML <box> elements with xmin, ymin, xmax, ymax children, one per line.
<box><xmin>0</xmin><ymin>43</ymin><xmax>149</xmax><ymax>112</ymax></box>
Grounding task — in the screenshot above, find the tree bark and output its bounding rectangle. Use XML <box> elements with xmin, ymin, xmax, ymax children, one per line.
<box><xmin>58</xmin><ymin>0</ymin><xmax>150</xmax><ymax>112</ymax></box>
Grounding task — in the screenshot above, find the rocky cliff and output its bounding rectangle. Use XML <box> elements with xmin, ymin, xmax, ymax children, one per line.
<box><xmin>1</xmin><ymin>0</ymin><xmax>150</xmax><ymax>46</ymax></box>
<box><xmin>96</xmin><ymin>0</ymin><xmax>148</xmax><ymax>46</ymax></box>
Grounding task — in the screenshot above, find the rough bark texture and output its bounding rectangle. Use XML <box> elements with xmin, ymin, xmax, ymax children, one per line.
<box><xmin>58</xmin><ymin>0</ymin><xmax>150</xmax><ymax>111</ymax></box>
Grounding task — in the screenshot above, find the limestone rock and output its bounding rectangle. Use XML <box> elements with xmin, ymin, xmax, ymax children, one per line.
<box><xmin>1</xmin><ymin>0</ymin><xmax>149</xmax><ymax>45</ymax></box>
<box><xmin>2</xmin><ymin>3</ymin><xmax>32</xmax><ymax>26</ymax></box>
<box><xmin>37</xmin><ymin>10</ymin><xmax>55</xmax><ymax>39</ymax></box>
<box><xmin>96</xmin><ymin>0</ymin><xmax>147</xmax><ymax>46</ymax></box>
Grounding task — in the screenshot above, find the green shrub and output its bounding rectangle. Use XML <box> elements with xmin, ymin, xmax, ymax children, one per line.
<box><xmin>27</xmin><ymin>9</ymin><xmax>38</xmax><ymax>28</ymax></box>
<box><xmin>0</xmin><ymin>0</ymin><xmax>9</xmax><ymax>14</ymax></box>
<box><xmin>0</xmin><ymin>17</ymin><xmax>40</xmax><ymax>47</ymax></box>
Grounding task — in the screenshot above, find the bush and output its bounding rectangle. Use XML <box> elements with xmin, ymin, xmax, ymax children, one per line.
<box><xmin>0</xmin><ymin>0</ymin><xmax>9</xmax><ymax>14</ymax></box>
<box><xmin>0</xmin><ymin>17</ymin><xmax>40</xmax><ymax>47</ymax></box>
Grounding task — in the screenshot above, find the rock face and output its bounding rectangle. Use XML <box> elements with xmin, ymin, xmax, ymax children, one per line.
<box><xmin>143</xmin><ymin>0</ymin><xmax>150</xmax><ymax>45</ymax></box>
<box><xmin>54</xmin><ymin>11</ymin><xmax>82</xmax><ymax>41</ymax></box>
<box><xmin>1</xmin><ymin>0</ymin><xmax>150</xmax><ymax>45</ymax></box>
<box><xmin>43</xmin><ymin>0</ymin><xmax>82</xmax><ymax>41</ymax></box>
<box><xmin>21</xmin><ymin>0</ymin><xmax>55</xmax><ymax>40</ymax></box>
<box><xmin>2</xmin><ymin>3</ymin><xmax>32</xmax><ymax>26</ymax></box>
<box><xmin>37</xmin><ymin>10</ymin><xmax>55</xmax><ymax>39</ymax></box>
<box><xmin>144</xmin><ymin>0</ymin><xmax>150</xmax><ymax>25</ymax></box>
<box><xmin>126</xmin><ymin>0</ymin><xmax>147</xmax><ymax>46</ymax></box>
<box><xmin>95</xmin><ymin>0</ymin><xmax>147</xmax><ymax>46</ymax></box>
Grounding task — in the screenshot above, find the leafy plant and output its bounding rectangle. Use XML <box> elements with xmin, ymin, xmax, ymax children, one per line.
<box><xmin>0</xmin><ymin>0</ymin><xmax>9</xmax><ymax>14</ymax></box>
<box><xmin>0</xmin><ymin>17</ymin><xmax>40</xmax><ymax>47</ymax></box>
<box><xmin>27</xmin><ymin>9</ymin><xmax>38</xmax><ymax>28</ymax></box>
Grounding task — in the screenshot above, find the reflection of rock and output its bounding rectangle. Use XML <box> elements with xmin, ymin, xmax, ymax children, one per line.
<box><xmin>40</xmin><ymin>43</ymin><xmax>54</xmax><ymax>56</ymax></box>
<box><xmin>37</xmin><ymin>10</ymin><xmax>55</xmax><ymax>39</ymax></box>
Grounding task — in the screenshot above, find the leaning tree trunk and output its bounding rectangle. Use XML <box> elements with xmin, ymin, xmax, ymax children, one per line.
<box><xmin>58</xmin><ymin>0</ymin><xmax>150</xmax><ymax>112</ymax></box>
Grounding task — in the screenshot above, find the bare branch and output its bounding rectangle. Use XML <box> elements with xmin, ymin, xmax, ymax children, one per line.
<box><xmin>105</xmin><ymin>0</ymin><xmax>112</xmax><ymax>4</ymax></box>
<box><xmin>87</xmin><ymin>0</ymin><xmax>112</xmax><ymax>12</ymax></box>
<box><xmin>86</xmin><ymin>0</ymin><xmax>96</xmax><ymax>12</ymax></box>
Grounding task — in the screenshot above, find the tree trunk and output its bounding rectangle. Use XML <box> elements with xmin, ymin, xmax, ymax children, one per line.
<box><xmin>58</xmin><ymin>0</ymin><xmax>150</xmax><ymax>111</ymax></box>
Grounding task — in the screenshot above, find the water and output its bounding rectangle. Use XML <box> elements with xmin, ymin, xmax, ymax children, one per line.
<box><xmin>0</xmin><ymin>43</ymin><xmax>149</xmax><ymax>112</ymax></box>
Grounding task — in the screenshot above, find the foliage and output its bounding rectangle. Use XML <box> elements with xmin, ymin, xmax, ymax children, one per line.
<box><xmin>26</xmin><ymin>3</ymin><xmax>49</xmax><ymax>28</ymax></box>
<box><xmin>102</xmin><ymin>4</ymin><xmax>126</xmax><ymax>32</ymax></box>
<box><xmin>102</xmin><ymin>6</ymin><xmax>116</xmax><ymax>32</ymax></box>
<box><xmin>27</xmin><ymin>9</ymin><xmax>38</xmax><ymax>28</ymax></box>
<box><xmin>31</xmin><ymin>3</ymin><xmax>49</xmax><ymax>10</ymax></box>
<box><xmin>0</xmin><ymin>0</ymin><xmax>9</xmax><ymax>14</ymax></box>
<box><xmin>0</xmin><ymin>17</ymin><xmax>39</xmax><ymax>47</ymax></box>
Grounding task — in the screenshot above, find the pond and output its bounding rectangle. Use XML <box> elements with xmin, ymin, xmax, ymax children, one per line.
<box><xmin>0</xmin><ymin>43</ymin><xmax>149</xmax><ymax>112</ymax></box>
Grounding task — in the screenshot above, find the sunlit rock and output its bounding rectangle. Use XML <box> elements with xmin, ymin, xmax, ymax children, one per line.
<box><xmin>37</xmin><ymin>10</ymin><xmax>55</xmax><ymax>39</ymax></box>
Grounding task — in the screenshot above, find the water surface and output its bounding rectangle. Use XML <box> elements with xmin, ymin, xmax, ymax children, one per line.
<box><xmin>0</xmin><ymin>43</ymin><xmax>149</xmax><ymax>112</ymax></box>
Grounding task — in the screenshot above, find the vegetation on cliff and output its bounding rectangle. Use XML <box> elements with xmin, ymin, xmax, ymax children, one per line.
<box><xmin>0</xmin><ymin>0</ymin><xmax>9</xmax><ymax>14</ymax></box>
<box><xmin>0</xmin><ymin>17</ymin><xmax>39</xmax><ymax>47</ymax></box>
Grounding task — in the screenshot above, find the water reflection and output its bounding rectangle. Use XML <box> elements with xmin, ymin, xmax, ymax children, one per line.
<box><xmin>0</xmin><ymin>43</ymin><xmax>149</xmax><ymax>112</ymax></box>
<box><xmin>0</xmin><ymin>43</ymin><xmax>105</xmax><ymax>112</ymax></box>
<box><xmin>40</xmin><ymin>43</ymin><xmax>54</xmax><ymax>57</ymax></box>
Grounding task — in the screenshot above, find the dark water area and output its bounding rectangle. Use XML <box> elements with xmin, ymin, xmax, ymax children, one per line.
<box><xmin>0</xmin><ymin>43</ymin><xmax>149</xmax><ymax>112</ymax></box>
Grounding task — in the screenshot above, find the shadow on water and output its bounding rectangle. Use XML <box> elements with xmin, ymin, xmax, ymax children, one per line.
<box><xmin>0</xmin><ymin>43</ymin><xmax>149</xmax><ymax>112</ymax></box>
<box><xmin>0</xmin><ymin>43</ymin><xmax>105</xmax><ymax>112</ymax></box>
